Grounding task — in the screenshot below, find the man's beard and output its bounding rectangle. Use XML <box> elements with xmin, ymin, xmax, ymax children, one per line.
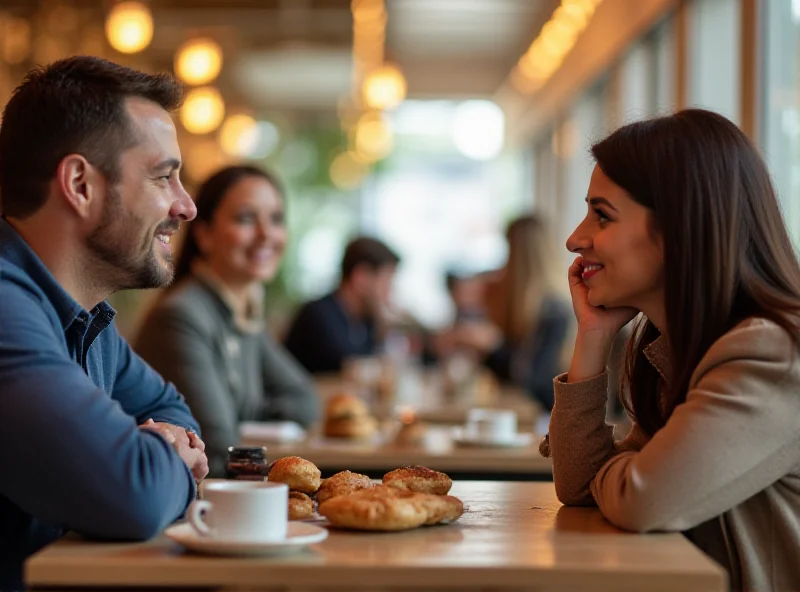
<box><xmin>85</xmin><ymin>186</ymin><xmax>176</xmax><ymax>292</ymax></box>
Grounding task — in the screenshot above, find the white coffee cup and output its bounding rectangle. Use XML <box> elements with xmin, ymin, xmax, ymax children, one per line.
<box><xmin>466</xmin><ymin>408</ymin><xmax>518</xmax><ymax>442</ymax></box>
<box><xmin>188</xmin><ymin>481</ymin><xmax>288</xmax><ymax>542</ymax></box>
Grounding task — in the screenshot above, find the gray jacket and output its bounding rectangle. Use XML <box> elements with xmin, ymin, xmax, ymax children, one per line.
<box><xmin>135</xmin><ymin>275</ymin><xmax>320</xmax><ymax>476</ymax></box>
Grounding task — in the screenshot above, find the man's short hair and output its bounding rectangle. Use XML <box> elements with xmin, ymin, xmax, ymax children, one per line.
<box><xmin>0</xmin><ymin>56</ymin><xmax>184</xmax><ymax>219</ymax></box>
<box><xmin>341</xmin><ymin>236</ymin><xmax>400</xmax><ymax>280</ymax></box>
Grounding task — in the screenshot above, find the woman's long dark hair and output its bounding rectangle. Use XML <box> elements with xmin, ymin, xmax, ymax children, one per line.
<box><xmin>592</xmin><ymin>109</ymin><xmax>800</xmax><ymax>436</ymax></box>
<box><xmin>171</xmin><ymin>165</ymin><xmax>285</xmax><ymax>287</ymax></box>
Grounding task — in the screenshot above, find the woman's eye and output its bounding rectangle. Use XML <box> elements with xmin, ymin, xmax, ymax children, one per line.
<box><xmin>594</xmin><ymin>208</ymin><xmax>610</xmax><ymax>223</ymax></box>
<box><xmin>235</xmin><ymin>213</ymin><xmax>256</xmax><ymax>223</ymax></box>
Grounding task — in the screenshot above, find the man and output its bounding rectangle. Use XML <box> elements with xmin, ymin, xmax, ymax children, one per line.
<box><xmin>0</xmin><ymin>56</ymin><xmax>208</xmax><ymax>589</ymax></box>
<box><xmin>284</xmin><ymin>237</ymin><xmax>400</xmax><ymax>373</ymax></box>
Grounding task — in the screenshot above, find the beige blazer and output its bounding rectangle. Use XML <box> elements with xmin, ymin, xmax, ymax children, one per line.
<box><xmin>547</xmin><ymin>318</ymin><xmax>800</xmax><ymax>592</ymax></box>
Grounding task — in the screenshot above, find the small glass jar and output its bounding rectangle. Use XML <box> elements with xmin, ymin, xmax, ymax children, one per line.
<box><xmin>225</xmin><ymin>446</ymin><xmax>269</xmax><ymax>481</ymax></box>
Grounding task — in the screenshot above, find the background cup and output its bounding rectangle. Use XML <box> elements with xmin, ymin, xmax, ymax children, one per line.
<box><xmin>466</xmin><ymin>408</ymin><xmax>518</xmax><ymax>442</ymax></box>
<box><xmin>188</xmin><ymin>481</ymin><xmax>288</xmax><ymax>541</ymax></box>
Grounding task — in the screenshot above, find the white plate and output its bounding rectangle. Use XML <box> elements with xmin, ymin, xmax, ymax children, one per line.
<box><xmin>451</xmin><ymin>427</ymin><xmax>534</xmax><ymax>449</ymax></box>
<box><xmin>165</xmin><ymin>521</ymin><xmax>328</xmax><ymax>557</ymax></box>
<box><xmin>239</xmin><ymin>421</ymin><xmax>306</xmax><ymax>443</ymax></box>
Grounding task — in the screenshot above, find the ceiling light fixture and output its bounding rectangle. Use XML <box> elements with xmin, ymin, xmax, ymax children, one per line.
<box><xmin>105</xmin><ymin>2</ymin><xmax>153</xmax><ymax>54</ymax></box>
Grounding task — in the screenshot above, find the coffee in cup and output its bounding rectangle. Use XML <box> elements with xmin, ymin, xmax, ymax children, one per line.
<box><xmin>466</xmin><ymin>408</ymin><xmax>518</xmax><ymax>442</ymax></box>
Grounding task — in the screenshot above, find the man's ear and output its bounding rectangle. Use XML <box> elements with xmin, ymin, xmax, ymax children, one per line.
<box><xmin>56</xmin><ymin>154</ymin><xmax>101</xmax><ymax>219</ymax></box>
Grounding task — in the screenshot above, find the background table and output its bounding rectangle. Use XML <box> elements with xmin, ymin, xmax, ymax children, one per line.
<box><xmin>241</xmin><ymin>425</ymin><xmax>553</xmax><ymax>480</ymax></box>
<box><xmin>26</xmin><ymin>482</ymin><xmax>726</xmax><ymax>592</ymax></box>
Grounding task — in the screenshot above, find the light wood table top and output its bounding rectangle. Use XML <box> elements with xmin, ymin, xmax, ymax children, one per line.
<box><xmin>241</xmin><ymin>425</ymin><xmax>553</xmax><ymax>478</ymax></box>
<box><xmin>26</xmin><ymin>482</ymin><xmax>726</xmax><ymax>592</ymax></box>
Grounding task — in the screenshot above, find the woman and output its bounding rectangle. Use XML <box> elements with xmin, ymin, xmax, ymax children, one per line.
<box><xmin>136</xmin><ymin>166</ymin><xmax>320</xmax><ymax>477</ymax></box>
<box><xmin>455</xmin><ymin>215</ymin><xmax>572</xmax><ymax>411</ymax></box>
<box><xmin>545</xmin><ymin>109</ymin><xmax>800</xmax><ymax>591</ymax></box>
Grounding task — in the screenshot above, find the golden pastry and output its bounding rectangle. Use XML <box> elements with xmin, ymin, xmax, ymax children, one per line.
<box><xmin>288</xmin><ymin>491</ymin><xmax>315</xmax><ymax>520</ymax></box>
<box><xmin>318</xmin><ymin>485</ymin><xmax>463</xmax><ymax>530</ymax></box>
<box><xmin>316</xmin><ymin>470</ymin><xmax>375</xmax><ymax>504</ymax></box>
<box><xmin>268</xmin><ymin>456</ymin><xmax>322</xmax><ymax>494</ymax></box>
<box><xmin>383</xmin><ymin>466</ymin><xmax>452</xmax><ymax>495</ymax></box>
<box><xmin>318</xmin><ymin>486</ymin><xmax>428</xmax><ymax>531</ymax></box>
<box><xmin>323</xmin><ymin>394</ymin><xmax>378</xmax><ymax>439</ymax></box>
<box><xmin>418</xmin><ymin>494</ymin><xmax>464</xmax><ymax>525</ymax></box>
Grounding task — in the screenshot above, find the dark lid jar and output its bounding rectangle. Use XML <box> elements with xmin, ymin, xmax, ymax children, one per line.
<box><xmin>225</xmin><ymin>446</ymin><xmax>269</xmax><ymax>480</ymax></box>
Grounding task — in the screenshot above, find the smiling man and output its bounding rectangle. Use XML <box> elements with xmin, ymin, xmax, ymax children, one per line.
<box><xmin>0</xmin><ymin>57</ymin><xmax>208</xmax><ymax>590</ymax></box>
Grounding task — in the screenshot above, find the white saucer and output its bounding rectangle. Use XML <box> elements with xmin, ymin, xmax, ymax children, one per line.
<box><xmin>451</xmin><ymin>427</ymin><xmax>533</xmax><ymax>449</ymax></box>
<box><xmin>165</xmin><ymin>521</ymin><xmax>328</xmax><ymax>556</ymax></box>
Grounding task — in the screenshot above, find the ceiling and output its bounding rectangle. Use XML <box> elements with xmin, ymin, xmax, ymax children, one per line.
<box><xmin>1</xmin><ymin>0</ymin><xmax>557</xmax><ymax>117</ymax></box>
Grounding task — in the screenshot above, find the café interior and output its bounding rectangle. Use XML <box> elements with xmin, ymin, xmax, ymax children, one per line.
<box><xmin>1</xmin><ymin>0</ymin><xmax>798</xmax><ymax>591</ymax></box>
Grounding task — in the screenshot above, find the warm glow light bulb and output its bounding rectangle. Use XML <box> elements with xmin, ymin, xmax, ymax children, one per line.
<box><xmin>362</xmin><ymin>63</ymin><xmax>407</xmax><ymax>111</ymax></box>
<box><xmin>219</xmin><ymin>114</ymin><xmax>257</xmax><ymax>157</ymax></box>
<box><xmin>354</xmin><ymin>111</ymin><xmax>394</xmax><ymax>161</ymax></box>
<box><xmin>105</xmin><ymin>2</ymin><xmax>153</xmax><ymax>54</ymax></box>
<box><xmin>329</xmin><ymin>151</ymin><xmax>370</xmax><ymax>190</ymax></box>
<box><xmin>175</xmin><ymin>38</ymin><xmax>223</xmax><ymax>86</ymax></box>
<box><xmin>180</xmin><ymin>87</ymin><xmax>225</xmax><ymax>135</ymax></box>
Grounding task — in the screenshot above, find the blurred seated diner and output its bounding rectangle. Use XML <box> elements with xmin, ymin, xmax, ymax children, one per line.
<box><xmin>135</xmin><ymin>165</ymin><xmax>320</xmax><ymax>477</ymax></box>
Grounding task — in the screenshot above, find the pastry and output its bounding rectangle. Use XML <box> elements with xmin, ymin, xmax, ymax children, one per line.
<box><xmin>383</xmin><ymin>466</ymin><xmax>452</xmax><ymax>495</ymax></box>
<box><xmin>323</xmin><ymin>393</ymin><xmax>378</xmax><ymax>440</ymax></box>
<box><xmin>268</xmin><ymin>456</ymin><xmax>322</xmax><ymax>494</ymax></box>
<box><xmin>288</xmin><ymin>491</ymin><xmax>315</xmax><ymax>520</ymax></box>
<box><xmin>318</xmin><ymin>486</ymin><xmax>428</xmax><ymax>531</ymax></box>
<box><xmin>318</xmin><ymin>485</ymin><xmax>463</xmax><ymax>530</ymax></box>
<box><xmin>316</xmin><ymin>470</ymin><xmax>375</xmax><ymax>504</ymax></box>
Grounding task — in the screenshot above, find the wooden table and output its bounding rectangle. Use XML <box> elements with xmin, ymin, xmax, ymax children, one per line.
<box><xmin>26</xmin><ymin>482</ymin><xmax>727</xmax><ymax>592</ymax></box>
<box><xmin>241</xmin><ymin>425</ymin><xmax>553</xmax><ymax>480</ymax></box>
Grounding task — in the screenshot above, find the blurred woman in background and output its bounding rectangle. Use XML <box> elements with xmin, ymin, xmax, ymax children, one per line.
<box><xmin>454</xmin><ymin>214</ymin><xmax>572</xmax><ymax>411</ymax></box>
<box><xmin>136</xmin><ymin>165</ymin><xmax>319</xmax><ymax>476</ymax></box>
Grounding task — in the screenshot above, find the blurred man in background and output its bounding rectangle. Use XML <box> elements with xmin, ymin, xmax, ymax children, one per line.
<box><xmin>284</xmin><ymin>236</ymin><xmax>400</xmax><ymax>373</ymax></box>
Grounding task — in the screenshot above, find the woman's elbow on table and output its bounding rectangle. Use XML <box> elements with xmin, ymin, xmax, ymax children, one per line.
<box><xmin>554</xmin><ymin>479</ymin><xmax>597</xmax><ymax>507</ymax></box>
<box><xmin>598</xmin><ymin>495</ymin><xmax>697</xmax><ymax>534</ymax></box>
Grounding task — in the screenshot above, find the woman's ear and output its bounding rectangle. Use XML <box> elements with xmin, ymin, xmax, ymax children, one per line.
<box><xmin>193</xmin><ymin>221</ymin><xmax>212</xmax><ymax>256</ymax></box>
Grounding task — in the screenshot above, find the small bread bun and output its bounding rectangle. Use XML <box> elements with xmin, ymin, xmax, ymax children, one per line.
<box><xmin>324</xmin><ymin>415</ymin><xmax>378</xmax><ymax>439</ymax></box>
<box><xmin>316</xmin><ymin>470</ymin><xmax>375</xmax><ymax>504</ymax></box>
<box><xmin>325</xmin><ymin>393</ymin><xmax>370</xmax><ymax>420</ymax></box>
<box><xmin>288</xmin><ymin>491</ymin><xmax>315</xmax><ymax>520</ymax></box>
<box><xmin>268</xmin><ymin>456</ymin><xmax>322</xmax><ymax>494</ymax></box>
<box><xmin>383</xmin><ymin>466</ymin><xmax>452</xmax><ymax>495</ymax></box>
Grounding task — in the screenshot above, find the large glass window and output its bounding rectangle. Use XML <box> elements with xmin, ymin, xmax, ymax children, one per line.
<box><xmin>554</xmin><ymin>88</ymin><xmax>607</xmax><ymax>268</ymax></box>
<box><xmin>619</xmin><ymin>42</ymin><xmax>653</xmax><ymax>124</ymax></box>
<box><xmin>650</xmin><ymin>16</ymin><xmax>677</xmax><ymax>114</ymax></box>
<box><xmin>687</xmin><ymin>0</ymin><xmax>742</xmax><ymax>122</ymax></box>
<box><xmin>762</xmin><ymin>0</ymin><xmax>800</xmax><ymax>248</ymax></box>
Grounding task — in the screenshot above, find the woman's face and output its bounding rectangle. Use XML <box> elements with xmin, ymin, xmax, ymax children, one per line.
<box><xmin>195</xmin><ymin>176</ymin><xmax>287</xmax><ymax>285</ymax></box>
<box><xmin>566</xmin><ymin>165</ymin><xmax>664</xmax><ymax>313</ymax></box>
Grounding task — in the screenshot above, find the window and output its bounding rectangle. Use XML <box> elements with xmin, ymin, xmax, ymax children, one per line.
<box><xmin>762</xmin><ymin>0</ymin><xmax>800</xmax><ymax>247</ymax></box>
<box><xmin>686</xmin><ymin>0</ymin><xmax>742</xmax><ymax>122</ymax></box>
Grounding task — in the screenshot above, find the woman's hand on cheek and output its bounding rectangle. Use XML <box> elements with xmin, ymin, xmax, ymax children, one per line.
<box><xmin>568</xmin><ymin>256</ymin><xmax>638</xmax><ymax>338</ymax></box>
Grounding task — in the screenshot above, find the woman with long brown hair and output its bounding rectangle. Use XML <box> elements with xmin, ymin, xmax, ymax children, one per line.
<box><xmin>544</xmin><ymin>109</ymin><xmax>800</xmax><ymax>591</ymax></box>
